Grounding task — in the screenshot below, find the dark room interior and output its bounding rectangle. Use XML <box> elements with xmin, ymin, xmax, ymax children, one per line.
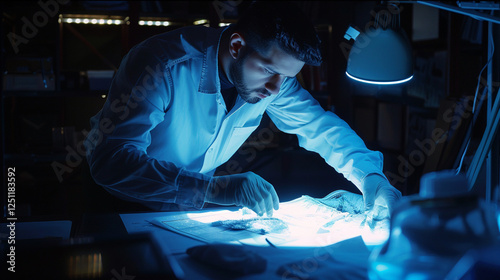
<box><xmin>1</xmin><ymin>1</ymin><xmax>500</xmax><ymax>279</ymax></box>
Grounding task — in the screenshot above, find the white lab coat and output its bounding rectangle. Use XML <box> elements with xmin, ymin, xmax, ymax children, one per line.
<box><xmin>84</xmin><ymin>25</ymin><xmax>384</xmax><ymax>211</ymax></box>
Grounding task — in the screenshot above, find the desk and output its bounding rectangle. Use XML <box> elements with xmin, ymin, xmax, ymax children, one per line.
<box><xmin>116</xmin><ymin>210</ymin><xmax>373</xmax><ymax>280</ymax></box>
<box><xmin>1</xmin><ymin>210</ymin><xmax>372</xmax><ymax>279</ymax></box>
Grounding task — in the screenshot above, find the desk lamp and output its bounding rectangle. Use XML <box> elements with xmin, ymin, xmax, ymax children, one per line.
<box><xmin>345</xmin><ymin>4</ymin><xmax>413</xmax><ymax>85</ymax></box>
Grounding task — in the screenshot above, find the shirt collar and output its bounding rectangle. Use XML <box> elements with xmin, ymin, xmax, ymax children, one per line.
<box><xmin>198</xmin><ymin>25</ymin><xmax>231</xmax><ymax>94</ymax></box>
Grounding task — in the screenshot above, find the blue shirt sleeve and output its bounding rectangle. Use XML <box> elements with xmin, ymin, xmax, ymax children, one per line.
<box><xmin>266</xmin><ymin>78</ymin><xmax>385</xmax><ymax>189</ymax></box>
<box><xmin>85</xmin><ymin>46</ymin><xmax>210</xmax><ymax>210</ymax></box>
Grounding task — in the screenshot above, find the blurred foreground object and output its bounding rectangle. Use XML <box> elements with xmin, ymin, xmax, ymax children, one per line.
<box><xmin>369</xmin><ymin>170</ymin><xmax>500</xmax><ymax>280</ymax></box>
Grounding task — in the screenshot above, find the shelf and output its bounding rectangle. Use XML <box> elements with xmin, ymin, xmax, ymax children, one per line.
<box><xmin>2</xmin><ymin>90</ymin><xmax>109</xmax><ymax>97</ymax></box>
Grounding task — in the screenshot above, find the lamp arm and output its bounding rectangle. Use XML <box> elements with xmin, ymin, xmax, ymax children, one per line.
<box><xmin>416</xmin><ymin>1</ymin><xmax>500</xmax><ymax>24</ymax></box>
<box><xmin>467</xmin><ymin>87</ymin><xmax>500</xmax><ymax>190</ymax></box>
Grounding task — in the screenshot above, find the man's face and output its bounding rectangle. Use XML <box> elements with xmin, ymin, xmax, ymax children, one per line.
<box><xmin>230</xmin><ymin>43</ymin><xmax>305</xmax><ymax>104</ymax></box>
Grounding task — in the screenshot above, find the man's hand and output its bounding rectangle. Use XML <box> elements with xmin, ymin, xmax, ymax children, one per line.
<box><xmin>205</xmin><ymin>172</ymin><xmax>280</xmax><ymax>216</ymax></box>
<box><xmin>361</xmin><ymin>174</ymin><xmax>402</xmax><ymax>218</ymax></box>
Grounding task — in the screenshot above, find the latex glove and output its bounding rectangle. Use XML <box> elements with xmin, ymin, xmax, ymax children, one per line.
<box><xmin>205</xmin><ymin>172</ymin><xmax>280</xmax><ymax>216</ymax></box>
<box><xmin>361</xmin><ymin>174</ymin><xmax>402</xmax><ymax>218</ymax></box>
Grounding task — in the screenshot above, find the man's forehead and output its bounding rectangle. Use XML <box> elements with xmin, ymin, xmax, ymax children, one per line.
<box><xmin>255</xmin><ymin>44</ymin><xmax>305</xmax><ymax>77</ymax></box>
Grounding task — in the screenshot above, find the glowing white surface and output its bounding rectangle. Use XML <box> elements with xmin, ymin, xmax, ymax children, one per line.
<box><xmin>150</xmin><ymin>190</ymin><xmax>390</xmax><ymax>247</ymax></box>
<box><xmin>346</xmin><ymin>71</ymin><xmax>413</xmax><ymax>85</ymax></box>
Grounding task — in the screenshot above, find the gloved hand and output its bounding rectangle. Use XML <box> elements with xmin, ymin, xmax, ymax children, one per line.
<box><xmin>205</xmin><ymin>172</ymin><xmax>280</xmax><ymax>216</ymax></box>
<box><xmin>361</xmin><ymin>174</ymin><xmax>402</xmax><ymax>218</ymax></box>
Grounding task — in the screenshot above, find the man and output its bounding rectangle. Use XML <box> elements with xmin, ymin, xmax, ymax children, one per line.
<box><xmin>84</xmin><ymin>1</ymin><xmax>401</xmax><ymax>217</ymax></box>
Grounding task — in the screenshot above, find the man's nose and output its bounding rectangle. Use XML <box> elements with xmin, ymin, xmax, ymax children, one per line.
<box><xmin>265</xmin><ymin>74</ymin><xmax>284</xmax><ymax>95</ymax></box>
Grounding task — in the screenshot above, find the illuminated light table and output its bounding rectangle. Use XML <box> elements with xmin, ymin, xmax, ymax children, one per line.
<box><xmin>120</xmin><ymin>190</ymin><xmax>389</xmax><ymax>279</ymax></box>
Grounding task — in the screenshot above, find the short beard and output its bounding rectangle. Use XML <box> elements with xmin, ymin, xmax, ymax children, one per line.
<box><xmin>229</xmin><ymin>50</ymin><xmax>262</xmax><ymax>104</ymax></box>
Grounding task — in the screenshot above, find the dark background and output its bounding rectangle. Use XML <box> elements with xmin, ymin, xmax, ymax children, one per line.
<box><xmin>1</xmin><ymin>1</ymin><xmax>499</xmax><ymax>222</ymax></box>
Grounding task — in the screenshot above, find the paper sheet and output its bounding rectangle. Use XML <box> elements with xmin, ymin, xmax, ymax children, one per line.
<box><xmin>149</xmin><ymin>190</ymin><xmax>390</xmax><ymax>247</ymax></box>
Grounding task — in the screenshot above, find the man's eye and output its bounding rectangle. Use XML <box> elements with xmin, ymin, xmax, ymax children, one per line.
<box><xmin>263</xmin><ymin>68</ymin><xmax>274</xmax><ymax>75</ymax></box>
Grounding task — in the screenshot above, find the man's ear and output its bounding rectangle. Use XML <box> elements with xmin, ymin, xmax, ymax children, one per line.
<box><xmin>229</xmin><ymin>32</ymin><xmax>246</xmax><ymax>59</ymax></box>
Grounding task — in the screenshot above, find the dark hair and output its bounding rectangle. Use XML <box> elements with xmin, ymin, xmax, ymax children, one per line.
<box><xmin>233</xmin><ymin>1</ymin><xmax>323</xmax><ymax>66</ymax></box>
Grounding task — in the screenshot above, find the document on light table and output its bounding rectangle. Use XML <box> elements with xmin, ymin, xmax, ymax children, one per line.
<box><xmin>149</xmin><ymin>190</ymin><xmax>390</xmax><ymax>247</ymax></box>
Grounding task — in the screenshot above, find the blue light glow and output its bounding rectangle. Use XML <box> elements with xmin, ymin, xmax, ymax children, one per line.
<box><xmin>498</xmin><ymin>211</ymin><xmax>500</xmax><ymax>232</ymax></box>
<box><xmin>346</xmin><ymin>72</ymin><xmax>413</xmax><ymax>85</ymax></box>
<box><xmin>180</xmin><ymin>193</ymin><xmax>391</xmax><ymax>248</ymax></box>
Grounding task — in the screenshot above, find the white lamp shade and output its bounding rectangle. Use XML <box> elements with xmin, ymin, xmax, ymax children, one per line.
<box><xmin>346</xmin><ymin>28</ymin><xmax>413</xmax><ymax>85</ymax></box>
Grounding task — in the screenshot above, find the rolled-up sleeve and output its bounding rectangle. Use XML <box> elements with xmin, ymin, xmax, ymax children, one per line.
<box><xmin>266</xmin><ymin>78</ymin><xmax>385</xmax><ymax>189</ymax></box>
<box><xmin>84</xmin><ymin>46</ymin><xmax>210</xmax><ymax>210</ymax></box>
